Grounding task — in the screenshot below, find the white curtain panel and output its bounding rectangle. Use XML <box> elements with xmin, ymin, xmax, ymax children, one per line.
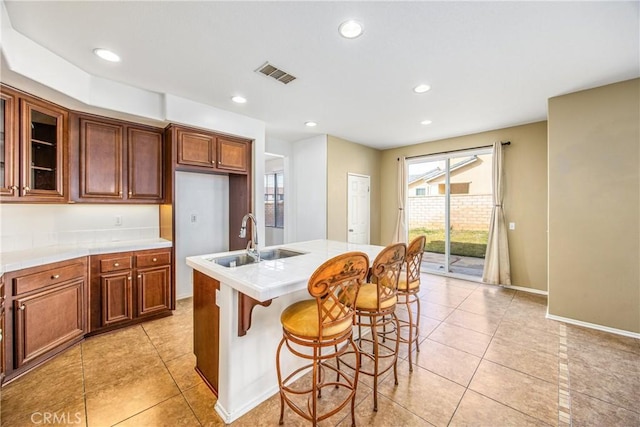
<box><xmin>393</xmin><ymin>156</ymin><xmax>408</xmax><ymax>243</ymax></box>
<box><xmin>482</xmin><ymin>142</ymin><xmax>512</xmax><ymax>285</ymax></box>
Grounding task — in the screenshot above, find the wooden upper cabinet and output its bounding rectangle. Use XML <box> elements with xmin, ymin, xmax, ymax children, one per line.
<box><xmin>217</xmin><ymin>136</ymin><xmax>249</xmax><ymax>173</ymax></box>
<box><xmin>0</xmin><ymin>90</ymin><xmax>19</xmax><ymax>198</ymax></box>
<box><xmin>176</xmin><ymin>128</ymin><xmax>215</xmax><ymax>168</ymax></box>
<box><xmin>79</xmin><ymin>118</ymin><xmax>124</xmax><ymax>200</ymax></box>
<box><xmin>128</xmin><ymin>127</ymin><xmax>163</xmax><ymax>201</ymax></box>
<box><xmin>70</xmin><ymin>113</ymin><xmax>164</xmax><ymax>203</ymax></box>
<box><xmin>0</xmin><ymin>86</ymin><xmax>68</xmax><ymax>202</ymax></box>
<box><xmin>170</xmin><ymin>124</ymin><xmax>250</xmax><ymax>175</ymax></box>
<box><xmin>21</xmin><ymin>99</ymin><xmax>67</xmax><ymax>201</ymax></box>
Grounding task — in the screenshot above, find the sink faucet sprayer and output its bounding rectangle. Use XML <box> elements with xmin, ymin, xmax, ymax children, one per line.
<box><xmin>239</xmin><ymin>213</ymin><xmax>260</xmax><ymax>261</ymax></box>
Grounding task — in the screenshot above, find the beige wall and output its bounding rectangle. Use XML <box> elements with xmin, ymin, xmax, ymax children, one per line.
<box><xmin>327</xmin><ymin>136</ymin><xmax>382</xmax><ymax>245</ymax></box>
<box><xmin>548</xmin><ymin>78</ymin><xmax>640</xmax><ymax>333</ymax></box>
<box><xmin>380</xmin><ymin>122</ymin><xmax>548</xmax><ymax>291</ymax></box>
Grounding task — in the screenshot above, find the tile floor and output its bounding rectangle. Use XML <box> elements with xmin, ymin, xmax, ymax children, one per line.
<box><xmin>1</xmin><ymin>274</ymin><xmax>639</xmax><ymax>426</ymax></box>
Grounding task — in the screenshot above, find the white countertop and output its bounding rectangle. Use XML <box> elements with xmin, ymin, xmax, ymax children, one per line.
<box><xmin>186</xmin><ymin>239</ymin><xmax>385</xmax><ymax>301</ymax></box>
<box><xmin>0</xmin><ymin>238</ymin><xmax>173</xmax><ymax>274</ymax></box>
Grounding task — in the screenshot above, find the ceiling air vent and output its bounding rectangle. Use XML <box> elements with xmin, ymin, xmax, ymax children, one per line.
<box><xmin>256</xmin><ymin>62</ymin><xmax>297</xmax><ymax>85</ymax></box>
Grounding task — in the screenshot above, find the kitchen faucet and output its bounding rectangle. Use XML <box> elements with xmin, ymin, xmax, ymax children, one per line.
<box><xmin>239</xmin><ymin>213</ymin><xmax>260</xmax><ymax>261</ymax></box>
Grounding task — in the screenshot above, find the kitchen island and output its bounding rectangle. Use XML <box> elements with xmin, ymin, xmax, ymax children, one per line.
<box><xmin>186</xmin><ymin>239</ymin><xmax>385</xmax><ymax>424</ymax></box>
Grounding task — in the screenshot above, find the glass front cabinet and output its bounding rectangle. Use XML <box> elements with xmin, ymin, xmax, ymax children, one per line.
<box><xmin>0</xmin><ymin>86</ymin><xmax>67</xmax><ymax>201</ymax></box>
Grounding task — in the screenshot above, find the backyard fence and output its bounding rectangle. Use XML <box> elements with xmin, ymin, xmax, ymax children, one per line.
<box><xmin>407</xmin><ymin>194</ymin><xmax>492</xmax><ymax>230</ymax></box>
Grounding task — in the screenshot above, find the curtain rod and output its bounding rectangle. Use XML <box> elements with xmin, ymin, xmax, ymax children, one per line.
<box><xmin>398</xmin><ymin>141</ymin><xmax>511</xmax><ymax>161</ymax></box>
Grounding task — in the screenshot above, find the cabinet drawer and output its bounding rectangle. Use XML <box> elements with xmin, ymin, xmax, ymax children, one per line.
<box><xmin>100</xmin><ymin>256</ymin><xmax>132</xmax><ymax>273</ymax></box>
<box><xmin>14</xmin><ymin>263</ymin><xmax>86</xmax><ymax>295</ymax></box>
<box><xmin>136</xmin><ymin>252</ymin><xmax>170</xmax><ymax>268</ymax></box>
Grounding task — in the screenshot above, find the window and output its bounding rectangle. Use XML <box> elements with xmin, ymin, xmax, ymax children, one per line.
<box><xmin>264</xmin><ymin>172</ymin><xmax>284</xmax><ymax>228</ymax></box>
<box><xmin>415</xmin><ymin>188</ymin><xmax>426</xmax><ymax>196</ymax></box>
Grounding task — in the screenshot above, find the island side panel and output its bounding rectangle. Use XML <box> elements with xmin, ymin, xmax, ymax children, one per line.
<box><xmin>216</xmin><ymin>281</ymin><xmax>311</xmax><ymax>423</ymax></box>
<box><xmin>193</xmin><ymin>270</ymin><xmax>220</xmax><ymax>394</ymax></box>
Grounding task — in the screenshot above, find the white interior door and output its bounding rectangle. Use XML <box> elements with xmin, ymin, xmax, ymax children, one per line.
<box><xmin>347</xmin><ymin>173</ymin><xmax>370</xmax><ymax>244</ymax></box>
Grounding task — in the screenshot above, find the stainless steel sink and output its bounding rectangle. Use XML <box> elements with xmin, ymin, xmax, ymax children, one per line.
<box><xmin>259</xmin><ymin>248</ymin><xmax>305</xmax><ymax>261</ymax></box>
<box><xmin>209</xmin><ymin>253</ymin><xmax>258</xmax><ymax>268</ymax></box>
<box><xmin>208</xmin><ymin>248</ymin><xmax>305</xmax><ymax>267</ymax></box>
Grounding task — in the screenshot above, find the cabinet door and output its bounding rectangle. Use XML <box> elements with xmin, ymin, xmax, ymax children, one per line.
<box><xmin>101</xmin><ymin>272</ymin><xmax>133</xmax><ymax>326</ymax></box>
<box><xmin>217</xmin><ymin>137</ymin><xmax>249</xmax><ymax>173</ymax></box>
<box><xmin>136</xmin><ymin>265</ymin><xmax>171</xmax><ymax>317</ymax></box>
<box><xmin>20</xmin><ymin>98</ymin><xmax>67</xmax><ymax>200</ymax></box>
<box><xmin>0</xmin><ymin>90</ymin><xmax>19</xmax><ymax>198</ymax></box>
<box><xmin>79</xmin><ymin>118</ymin><xmax>124</xmax><ymax>200</ymax></box>
<box><xmin>14</xmin><ymin>279</ymin><xmax>85</xmax><ymax>368</ymax></box>
<box><xmin>128</xmin><ymin>127</ymin><xmax>163</xmax><ymax>201</ymax></box>
<box><xmin>177</xmin><ymin>129</ymin><xmax>215</xmax><ymax>168</ymax></box>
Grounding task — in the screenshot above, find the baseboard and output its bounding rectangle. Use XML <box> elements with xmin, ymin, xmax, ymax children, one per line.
<box><xmin>546</xmin><ymin>313</ymin><xmax>640</xmax><ymax>339</ymax></box>
<box><xmin>500</xmin><ymin>284</ymin><xmax>548</xmax><ymax>295</ymax></box>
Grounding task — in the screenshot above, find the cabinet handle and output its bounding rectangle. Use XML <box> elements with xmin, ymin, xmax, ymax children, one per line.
<box><xmin>152</xmin><ymin>258</ymin><xmax>157</xmax><ymax>262</ymax></box>
<box><xmin>23</xmin><ymin>186</ymin><xmax>30</xmax><ymax>192</ymax></box>
<box><xmin>114</xmin><ymin>262</ymin><xmax>120</xmax><ymax>267</ymax></box>
<box><xmin>19</xmin><ymin>304</ymin><xmax>26</xmax><ymax>311</ymax></box>
<box><xmin>128</xmin><ymin>277</ymin><xmax>132</xmax><ymax>281</ymax></box>
<box><xmin>137</xmin><ymin>274</ymin><xmax>142</xmax><ymax>279</ymax></box>
<box><xmin>51</xmin><ymin>274</ymin><xmax>60</xmax><ymax>280</ymax></box>
<box><xmin>0</xmin><ymin>329</ymin><xmax>3</xmax><ymax>341</ymax></box>
<box><xmin>128</xmin><ymin>191</ymin><xmax>132</xmax><ymax>196</ymax></box>
<box><xmin>119</xmin><ymin>191</ymin><xmax>123</xmax><ymax>196</ymax></box>
<box><xmin>10</xmin><ymin>185</ymin><xmax>17</xmax><ymax>191</ymax></box>
<box><xmin>211</xmin><ymin>160</ymin><xmax>215</xmax><ymax>165</ymax></box>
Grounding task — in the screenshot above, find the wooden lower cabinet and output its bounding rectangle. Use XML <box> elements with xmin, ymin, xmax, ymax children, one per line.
<box><xmin>1</xmin><ymin>278</ymin><xmax>5</xmax><ymax>383</ymax></box>
<box><xmin>90</xmin><ymin>248</ymin><xmax>172</xmax><ymax>333</ymax></box>
<box><xmin>137</xmin><ymin>266</ymin><xmax>171</xmax><ymax>317</ymax></box>
<box><xmin>14</xmin><ymin>280</ymin><xmax>84</xmax><ymax>368</ymax></box>
<box><xmin>3</xmin><ymin>257</ymin><xmax>87</xmax><ymax>381</ymax></box>
<box><xmin>101</xmin><ymin>272</ymin><xmax>134</xmax><ymax>326</ymax></box>
<box><xmin>193</xmin><ymin>270</ymin><xmax>219</xmax><ymax>394</ymax></box>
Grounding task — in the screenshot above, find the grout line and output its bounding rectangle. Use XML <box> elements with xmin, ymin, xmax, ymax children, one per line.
<box><xmin>79</xmin><ymin>344</ymin><xmax>89</xmax><ymax>427</ymax></box>
<box><xmin>558</xmin><ymin>323</ymin><xmax>572</xmax><ymax>426</ymax></box>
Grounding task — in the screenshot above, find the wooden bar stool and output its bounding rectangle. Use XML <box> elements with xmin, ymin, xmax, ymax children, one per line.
<box><xmin>276</xmin><ymin>252</ymin><xmax>369</xmax><ymax>426</ymax></box>
<box><xmin>397</xmin><ymin>235</ymin><xmax>426</xmax><ymax>371</ymax></box>
<box><xmin>351</xmin><ymin>242</ymin><xmax>406</xmax><ymax>412</ymax></box>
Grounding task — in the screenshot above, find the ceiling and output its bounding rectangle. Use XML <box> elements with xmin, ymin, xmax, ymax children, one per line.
<box><xmin>2</xmin><ymin>1</ymin><xmax>639</xmax><ymax>150</ymax></box>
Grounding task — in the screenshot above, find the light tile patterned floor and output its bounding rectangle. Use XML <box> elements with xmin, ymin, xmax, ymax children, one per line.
<box><xmin>1</xmin><ymin>274</ymin><xmax>639</xmax><ymax>426</ymax></box>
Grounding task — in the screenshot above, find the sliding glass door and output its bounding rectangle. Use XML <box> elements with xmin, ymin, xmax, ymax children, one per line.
<box><xmin>407</xmin><ymin>148</ymin><xmax>493</xmax><ymax>279</ymax></box>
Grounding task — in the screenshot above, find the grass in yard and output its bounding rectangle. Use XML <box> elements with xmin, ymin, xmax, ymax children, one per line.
<box><xmin>409</xmin><ymin>227</ymin><xmax>488</xmax><ymax>258</ymax></box>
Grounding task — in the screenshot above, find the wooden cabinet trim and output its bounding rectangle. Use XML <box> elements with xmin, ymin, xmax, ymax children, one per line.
<box><xmin>101</xmin><ymin>272</ymin><xmax>133</xmax><ymax>326</ymax></box>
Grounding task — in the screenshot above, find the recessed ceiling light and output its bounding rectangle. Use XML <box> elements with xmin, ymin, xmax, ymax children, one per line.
<box><xmin>338</xmin><ymin>20</ymin><xmax>364</xmax><ymax>39</ymax></box>
<box><xmin>421</xmin><ymin>120</ymin><xmax>433</xmax><ymax>125</ymax></box>
<box><xmin>231</xmin><ymin>96</ymin><xmax>247</xmax><ymax>104</ymax></box>
<box><xmin>93</xmin><ymin>48</ymin><xmax>120</xmax><ymax>62</ymax></box>
<box><xmin>305</xmin><ymin>121</ymin><xmax>318</xmax><ymax>127</ymax></box>
<box><xmin>414</xmin><ymin>84</ymin><xmax>431</xmax><ymax>94</ymax></box>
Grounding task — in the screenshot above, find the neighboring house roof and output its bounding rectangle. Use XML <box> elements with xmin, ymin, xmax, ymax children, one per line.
<box><xmin>409</xmin><ymin>156</ymin><xmax>479</xmax><ymax>185</ymax></box>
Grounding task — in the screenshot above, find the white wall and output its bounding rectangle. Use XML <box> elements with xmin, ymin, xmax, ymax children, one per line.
<box><xmin>0</xmin><ymin>204</ymin><xmax>159</xmax><ymax>252</ymax></box>
<box><xmin>175</xmin><ymin>172</ymin><xmax>229</xmax><ymax>299</ymax></box>
<box><xmin>290</xmin><ymin>135</ymin><xmax>327</xmax><ymax>242</ymax></box>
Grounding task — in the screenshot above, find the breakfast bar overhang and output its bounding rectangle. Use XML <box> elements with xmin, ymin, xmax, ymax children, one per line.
<box><xmin>186</xmin><ymin>239</ymin><xmax>385</xmax><ymax>424</ymax></box>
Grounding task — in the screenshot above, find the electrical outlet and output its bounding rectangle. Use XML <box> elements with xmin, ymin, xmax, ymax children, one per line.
<box><xmin>115</xmin><ymin>215</ymin><xmax>122</xmax><ymax>226</ymax></box>
<box><xmin>509</xmin><ymin>222</ymin><xmax>515</xmax><ymax>230</ymax></box>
